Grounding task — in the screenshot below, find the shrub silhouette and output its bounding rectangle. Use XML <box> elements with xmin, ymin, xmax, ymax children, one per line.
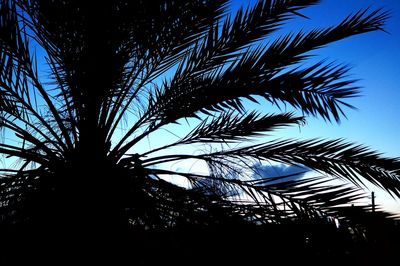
<box><xmin>0</xmin><ymin>0</ymin><xmax>399</xmax><ymax>263</ymax></box>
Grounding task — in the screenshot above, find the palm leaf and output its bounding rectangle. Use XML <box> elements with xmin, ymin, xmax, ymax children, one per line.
<box><xmin>207</xmin><ymin>139</ymin><xmax>400</xmax><ymax>197</ymax></box>
<box><xmin>0</xmin><ymin>2</ymin><xmax>398</xmax><ymax>260</ymax></box>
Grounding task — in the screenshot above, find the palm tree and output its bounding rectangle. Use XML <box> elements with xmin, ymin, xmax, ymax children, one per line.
<box><xmin>1</xmin><ymin>0</ymin><xmax>399</xmax><ymax>263</ymax></box>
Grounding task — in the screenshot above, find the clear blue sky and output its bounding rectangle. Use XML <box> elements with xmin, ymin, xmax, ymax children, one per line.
<box><xmin>134</xmin><ymin>0</ymin><xmax>400</xmax><ymax>212</ymax></box>
<box><xmin>285</xmin><ymin>0</ymin><xmax>400</xmax><ymax>158</ymax></box>
<box><xmin>229</xmin><ymin>0</ymin><xmax>400</xmax><ymax>158</ymax></box>
<box><xmin>228</xmin><ymin>0</ymin><xmax>400</xmax><ymax>213</ymax></box>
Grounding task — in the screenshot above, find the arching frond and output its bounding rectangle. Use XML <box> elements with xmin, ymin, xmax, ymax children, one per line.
<box><xmin>0</xmin><ymin>1</ymin><xmax>398</xmax><ymax>262</ymax></box>
<box><xmin>207</xmin><ymin>139</ymin><xmax>400</xmax><ymax>197</ymax></box>
<box><xmin>148</xmin><ymin>9</ymin><xmax>387</xmax><ymax>125</ymax></box>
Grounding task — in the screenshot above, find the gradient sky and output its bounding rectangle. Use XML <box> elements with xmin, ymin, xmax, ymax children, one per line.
<box><xmin>290</xmin><ymin>0</ymin><xmax>400</xmax><ymax>213</ymax></box>
<box><xmin>4</xmin><ymin>0</ymin><xmax>400</xmax><ymax>213</ymax></box>
<box><xmin>227</xmin><ymin>0</ymin><xmax>400</xmax><ymax>157</ymax></box>
<box><xmin>281</xmin><ymin>0</ymin><xmax>400</xmax><ymax>157</ymax></box>
<box><xmin>233</xmin><ymin>0</ymin><xmax>400</xmax><ymax>212</ymax></box>
<box><xmin>134</xmin><ymin>0</ymin><xmax>400</xmax><ymax>213</ymax></box>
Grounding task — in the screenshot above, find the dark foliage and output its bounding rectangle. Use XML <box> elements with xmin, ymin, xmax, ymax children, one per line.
<box><xmin>0</xmin><ymin>0</ymin><xmax>399</xmax><ymax>263</ymax></box>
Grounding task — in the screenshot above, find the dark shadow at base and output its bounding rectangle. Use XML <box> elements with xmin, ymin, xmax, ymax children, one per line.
<box><xmin>1</xmin><ymin>221</ymin><xmax>399</xmax><ymax>265</ymax></box>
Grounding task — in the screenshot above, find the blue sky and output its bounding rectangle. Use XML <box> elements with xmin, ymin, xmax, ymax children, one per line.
<box><xmin>219</xmin><ymin>0</ymin><xmax>400</xmax><ymax>213</ymax></box>
<box><xmin>281</xmin><ymin>0</ymin><xmax>400</xmax><ymax>158</ymax></box>
<box><xmin>277</xmin><ymin>0</ymin><xmax>400</xmax><ymax>212</ymax></box>
<box><xmin>228</xmin><ymin>0</ymin><xmax>400</xmax><ymax>157</ymax></box>
<box><xmin>3</xmin><ymin>0</ymin><xmax>399</xmax><ymax>213</ymax></box>
<box><xmin>133</xmin><ymin>0</ymin><xmax>400</xmax><ymax>213</ymax></box>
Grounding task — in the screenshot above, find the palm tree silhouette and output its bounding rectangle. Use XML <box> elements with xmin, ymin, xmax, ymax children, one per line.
<box><xmin>0</xmin><ymin>0</ymin><xmax>399</xmax><ymax>263</ymax></box>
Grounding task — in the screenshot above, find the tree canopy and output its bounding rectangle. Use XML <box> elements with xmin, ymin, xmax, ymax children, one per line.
<box><xmin>0</xmin><ymin>0</ymin><xmax>399</xmax><ymax>263</ymax></box>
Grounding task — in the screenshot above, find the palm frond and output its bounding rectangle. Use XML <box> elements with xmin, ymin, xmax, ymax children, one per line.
<box><xmin>0</xmin><ymin>1</ymin><xmax>398</xmax><ymax>260</ymax></box>
<box><xmin>184</xmin><ymin>111</ymin><xmax>305</xmax><ymax>143</ymax></box>
<box><xmin>146</xmin><ymin>167</ymin><xmax>383</xmax><ymax>227</ymax></box>
<box><xmin>111</xmin><ymin>0</ymin><xmax>322</xmax><ymax>148</ymax></box>
<box><xmin>208</xmin><ymin>139</ymin><xmax>400</xmax><ymax>197</ymax></box>
<box><xmin>142</xmin><ymin>112</ymin><xmax>304</xmax><ymax>157</ymax></box>
<box><xmin>148</xmin><ymin>8</ymin><xmax>387</xmax><ymax>125</ymax></box>
<box><xmin>171</xmin><ymin>0</ymin><xmax>321</xmax><ymax>79</ymax></box>
<box><xmin>0</xmin><ymin>0</ymin><xmax>73</xmax><ymax>150</ymax></box>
